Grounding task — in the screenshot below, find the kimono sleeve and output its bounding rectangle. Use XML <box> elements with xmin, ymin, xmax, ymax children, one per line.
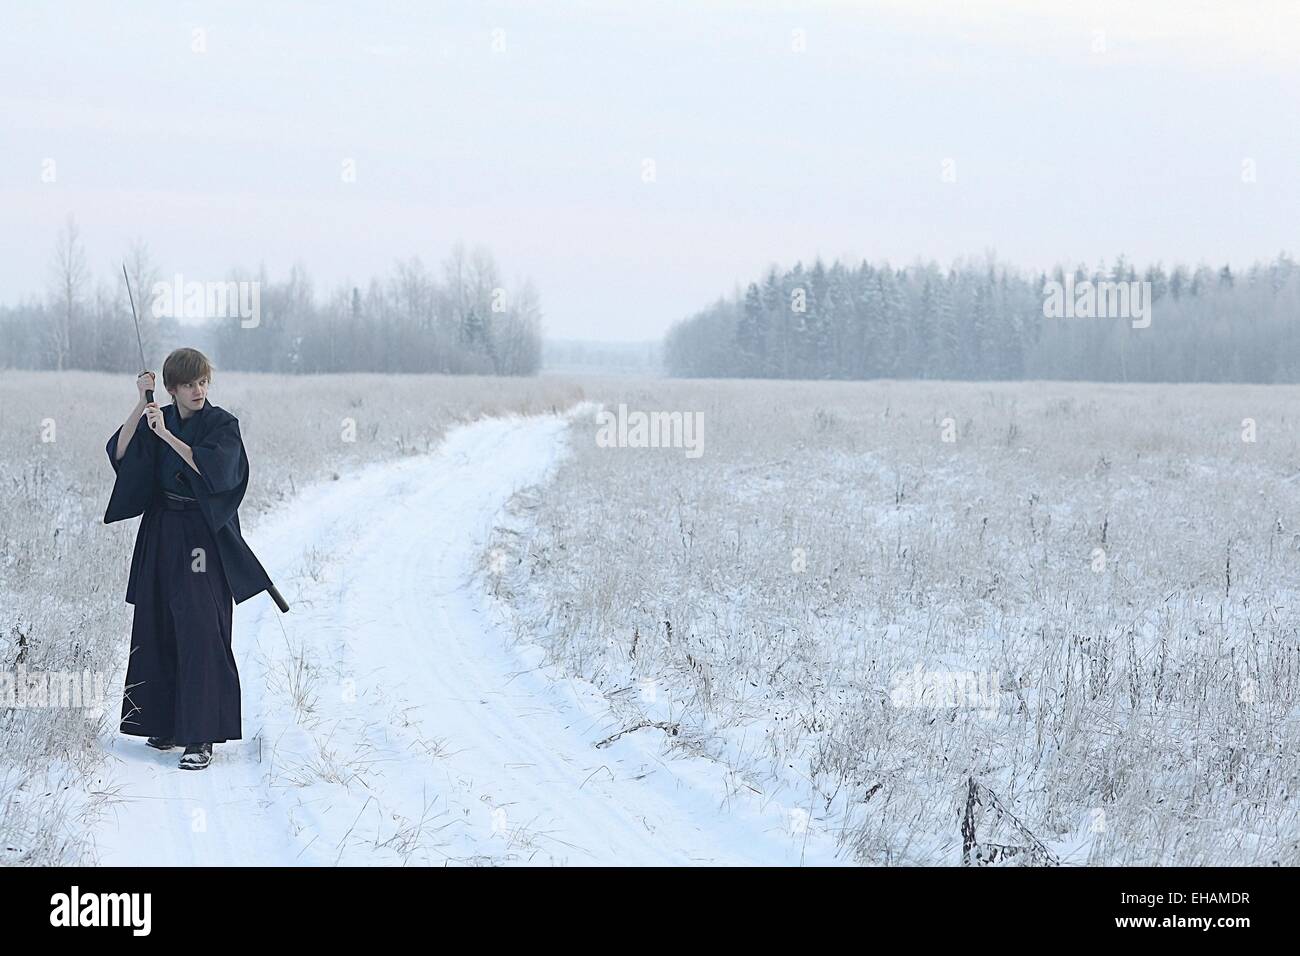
<box><xmin>103</xmin><ymin>414</ymin><xmax>159</xmax><ymax>523</ymax></box>
<box><xmin>190</xmin><ymin>417</ymin><xmax>248</xmax><ymax>495</ymax></box>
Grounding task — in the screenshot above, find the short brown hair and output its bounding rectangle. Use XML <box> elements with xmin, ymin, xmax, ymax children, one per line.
<box><xmin>163</xmin><ymin>347</ymin><xmax>215</xmax><ymax>390</ymax></box>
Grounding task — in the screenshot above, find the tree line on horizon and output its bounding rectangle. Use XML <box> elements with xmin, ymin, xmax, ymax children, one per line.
<box><xmin>0</xmin><ymin>217</ymin><xmax>543</xmax><ymax>377</ymax></box>
<box><xmin>664</xmin><ymin>252</ymin><xmax>1300</xmax><ymax>383</ymax></box>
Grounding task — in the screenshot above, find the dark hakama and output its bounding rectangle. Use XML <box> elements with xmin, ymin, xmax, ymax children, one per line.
<box><xmin>120</xmin><ymin>497</ymin><xmax>242</xmax><ymax>744</ymax></box>
<box><xmin>104</xmin><ymin>400</ymin><xmax>280</xmax><ymax>746</ymax></box>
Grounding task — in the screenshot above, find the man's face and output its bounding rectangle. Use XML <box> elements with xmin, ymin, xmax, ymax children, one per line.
<box><xmin>170</xmin><ymin>377</ymin><xmax>208</xmax><ymax>411</ymax></box>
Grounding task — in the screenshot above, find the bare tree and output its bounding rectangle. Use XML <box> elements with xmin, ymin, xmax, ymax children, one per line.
<box><xmin>442</xmin><ymin>241</ymin><xmax>470</xmax><ymax>332</ymax></box>
<box><xmin>494</xmin><ymin>277</ymin><xmax>543</xmax><ymax>375</ymax></box>
<box><xmin>46</xmin><ymin>215</ymin><xmax>88</xmax><ymax>371</ymax></box>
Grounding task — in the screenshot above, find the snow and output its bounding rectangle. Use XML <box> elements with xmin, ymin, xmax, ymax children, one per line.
<box><xmin>86</xmin><ymin>410</ymin><xmax>843</xmax><ymax>865</ymax></box>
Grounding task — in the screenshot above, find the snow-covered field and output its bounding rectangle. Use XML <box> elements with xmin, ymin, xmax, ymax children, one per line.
<box><xmin>6</xmin><ymin>372</ymin><xmax>1300</xmax><ymax>865</ymax></box>
<box><xmin>488</xmin><ymin>377</ymin><xmax>1300</xmax><ymax>866</ymax></box>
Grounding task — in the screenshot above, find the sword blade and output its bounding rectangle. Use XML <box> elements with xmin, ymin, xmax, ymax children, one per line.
<box><xmin>122</xmin><ymin>263</ymin><xmax>153</xmax><ymax>404</ymax></box>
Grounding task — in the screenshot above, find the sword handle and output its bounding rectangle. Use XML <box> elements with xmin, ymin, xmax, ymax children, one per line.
<box><xmin>138</xmin><ymin>367</ymin><xmax>155</xmax><ymax>407</ymax></box>
<box><xmin>268</xmin><ymin>585</ymin><xmax>290</xmax><ymax>613</ymax></box>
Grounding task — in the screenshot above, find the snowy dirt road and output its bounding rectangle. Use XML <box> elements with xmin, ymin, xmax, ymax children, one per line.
<box><xmin>88</xmin><ymin>411</ymin><xmax>843</xmax><ymax>866</ymax></box>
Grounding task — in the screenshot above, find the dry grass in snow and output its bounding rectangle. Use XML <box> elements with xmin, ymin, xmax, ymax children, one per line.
<box><xmin>487</xmin><ymin>377</ymin><xmax>1300</xmax><ymax>865</ymax></box>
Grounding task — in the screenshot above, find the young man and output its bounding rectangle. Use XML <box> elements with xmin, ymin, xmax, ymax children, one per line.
<box><xmin>104</xmin><ymin>347</ymin><xmax>282</xmax><ymax>770</ymax></box>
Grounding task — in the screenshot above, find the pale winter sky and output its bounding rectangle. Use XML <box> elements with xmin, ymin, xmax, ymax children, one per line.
<box><xmin>2</xmin><ymin>0</ymin><xmax>1297</xmax><ymax>340</ymax></box>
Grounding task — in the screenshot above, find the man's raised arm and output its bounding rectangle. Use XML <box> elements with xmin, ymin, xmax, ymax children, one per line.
<box><xmin>115</xmin><ymin>371</ymin><xmax>154</xmax><ymax>461</ymax></box>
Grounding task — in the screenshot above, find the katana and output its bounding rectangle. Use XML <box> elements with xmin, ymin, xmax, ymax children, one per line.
<box><xmin>122</xmin><ymin>263</ymin><xmax>153</xmax><ymax>405</ymax></box>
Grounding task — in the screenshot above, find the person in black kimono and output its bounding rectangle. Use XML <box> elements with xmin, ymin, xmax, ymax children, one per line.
<box><xmin>104</xmin><ymin>347</ymin><xmax>286</xmax><ymax>770</ymax></box>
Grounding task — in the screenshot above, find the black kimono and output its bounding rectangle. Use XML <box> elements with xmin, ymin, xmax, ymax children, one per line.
<box><xmin>104</xmin><ymin>400</ymin><xmax>277</xmax><ymax>745</ymax></box>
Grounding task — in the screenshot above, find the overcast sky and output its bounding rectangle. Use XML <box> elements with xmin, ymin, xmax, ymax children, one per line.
<box><xmin>2</xmin><ymin>0</ymin><xmax>1297</xmax><ymax>340</ymax></box>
